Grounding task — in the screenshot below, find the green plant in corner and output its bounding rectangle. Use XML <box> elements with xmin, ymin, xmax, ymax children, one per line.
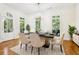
<box><xmin>68</xmin><ymin>25</ymin><xmax>76</xmax><ymax>39</ymax></box>
<box><xmin>26</xmin><ymin>24</ymin><xmax>30</xmax><ymax>34</ymax></box>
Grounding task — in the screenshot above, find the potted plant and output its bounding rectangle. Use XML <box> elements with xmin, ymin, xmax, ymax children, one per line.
<box><xmin>26</xmin><ymin>24</ymin><xmax>30</xmax><ymax>34</ymax></box>
<box><xmin>68</xmin><ymin>25</ymin><xmax>76</xmax><ymax>39</ymax></box>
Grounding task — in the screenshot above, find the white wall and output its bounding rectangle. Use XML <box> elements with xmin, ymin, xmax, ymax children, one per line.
<box><xmin>27</xmin><ymin>11</ymin><xmax>52</xmax><ymax>33</ymax></box>
<box><xmin>27</xmin><ymin>5</ymin><xmax>76</xmax><ymax>36</ymax></box>
<box><xmin>59</xmin><ymin>6</ymin><xmax>76</xmax><ymax>35</ymax></box>
<box><xmin>0</xmin><ymin>4</ymin><xmax>27</xmax><ymax>41</ymax></box>
<box><xmin>76</xmin><ymin>4</ymin><xmax>79</xmax><ymax>32</ymax></box>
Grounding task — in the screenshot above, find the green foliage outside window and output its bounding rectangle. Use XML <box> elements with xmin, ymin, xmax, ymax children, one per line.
<box><xmin>20</xmin><ymin>17</ymin><xmax>25</xmax><ymax>33</ymax></box>
<box><xmin>4</xmin><ymin>12</ymin><xmax>13</xmax><ymax>33</ymax></box>
<box><xmin>4</xmin><ymin>18</ymin><xmax>13</xmax><ymax>32</ymax></box>
<box><xmin>35</xmin><ymin>17</ymin><xmax>41</xmax><ymax>32</ymax></box>
<box><xmin>52</xmin><ymin>16</ymin><xmax>60</xmax><ymax>36</ymax></box>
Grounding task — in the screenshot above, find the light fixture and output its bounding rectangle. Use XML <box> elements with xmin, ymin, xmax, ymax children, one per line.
<box><xmin>37</xmin><ymin>3</ymin><xmax>40</xmax><ymax>6</ymax></box>
<box><xmin>35</xmin><ymin>3</ymin><xmax>41</xmax><ymax>12</ymax></box>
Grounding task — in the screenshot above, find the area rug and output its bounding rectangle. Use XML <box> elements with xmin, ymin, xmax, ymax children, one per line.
<box><xmin>10</xmin><ymin>44</ymin><xmax>64</xmax><ymax>55</ymax></box>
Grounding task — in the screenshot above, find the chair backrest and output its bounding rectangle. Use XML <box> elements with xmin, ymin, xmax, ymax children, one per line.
<box><xmin>19</xmin><ymin>33</ymin><xmax>29</xmax><ymax>44</ymax></box>
<box><xmin>30</xmin><ymin>33</ymin><xmax>44</xmax><ymax>47</ymax></box>
<box><xmin>30</xmin><ymin>33</ymin><xmax>40</xmax><ymax>40</ymax></box>
<box><xmin>60</xmin><ymin>33</ymin><xmax>65</xmax><ymax>44</ymax></box>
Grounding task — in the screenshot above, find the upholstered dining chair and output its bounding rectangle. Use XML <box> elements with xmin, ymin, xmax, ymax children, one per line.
<box><xmin>50</xmin><ymin>33</ymin><xmax>65</xmax><ymax>52</ymax></box>
<box><xmin>19</xmin><ymin>33</ymin><xmax>30</xmax><ymax>50</ymax></box>
<box><xmin>29</xmin><ymin>33</ymin><xmax>45</xmax><ymax>55</ymax></box>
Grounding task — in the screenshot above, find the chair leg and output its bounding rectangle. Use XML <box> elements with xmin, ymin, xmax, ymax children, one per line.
<box><xmin>60</xmin><ymin>45</ymin><xmax>63</xmax><ymax>52</ymax></box>
<box><xmin>20</xmin><ymin>43</ymin><xmax>22</xmax><ymax>49</ymax></box>
<box><xmin>25</xmin><ymin>44</ymin><xmax>27</xmax><ymax>50</ymax></box>
<box><xmin>38</xmin><ymin>48</ymin><xmax>40</xmax><ymax>55</ymax></box>
<box><xmin>51</xmin><ymin>45</ymin><xmax>53</xmax><ymax>50</ymax></box>
<box><xmin>31</xmin><ymin>46</ymin><xmax>33</xmax><ymax>54</ymax></box>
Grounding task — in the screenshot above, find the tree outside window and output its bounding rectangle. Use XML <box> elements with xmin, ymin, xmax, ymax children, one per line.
<box><xmin>52</xmin><ymin>16</ymin><xmax>60</xmax><ymax>36</ymax></box>
<box><xmin>4</xmin><ymin>12</ymin><xmax>13</xmax><ymax>33</ymax></box>
<box><xmin>35</xmin><ymin>17</ymin><xmax>41</xmax><ymax>33</ymax></box>
<box><xmin>20</xmin><ymin>17</ymin><xmax>25</xmax><ymax>33</ymax></box>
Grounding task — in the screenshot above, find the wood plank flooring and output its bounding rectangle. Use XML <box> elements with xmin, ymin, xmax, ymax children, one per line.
<box><xmin>0</xmin><ymin>39</ymin><xmax>19</xmax><ymax>55</ymax></box>
<box><xmin>0</xmin><ymin>38</ymin><xmax>79</xmax><ymax>55</ymax></box>
<box><xmin>63</xmin><ymin>40</ymin><xmax>79</xmax><ymax>55</ymax></box>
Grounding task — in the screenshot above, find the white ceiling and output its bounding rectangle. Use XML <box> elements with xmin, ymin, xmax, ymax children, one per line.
<box><xmin>4</xmin><ymin>3</ymin><xmax>76</xmax><ymax>15</ymax></box>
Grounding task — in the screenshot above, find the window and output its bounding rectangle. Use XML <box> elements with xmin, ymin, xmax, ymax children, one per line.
<box><xmin>35</xmin><ymin>17</ymin><xmax>41</xmax><ymax>33</ymax></box>
<box><xmin>20</xmin><ymin>17</ymin><xmax>25</xmax><ymax>33</ymax></box>
<box><xmin>4</xmin><ymin>12</ymin><xmax>13</xmax><ymax>33</ymax></box>
<box><xmin>52</xmin><ymin>16</ymin><xmax>60</xmax><ymax>36</ymax></box>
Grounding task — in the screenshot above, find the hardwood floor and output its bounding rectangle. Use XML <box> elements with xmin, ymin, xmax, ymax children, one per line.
<box><xmin>63</xmin><ymin>40</ymin><xmax>79</xmax><ymax>55</ymax></box>
<box><xmin>0</xmin><ymin>39</ymin><xmax>19</xmax><ymax>55</ymax></box>
<box><xmin>0</xmin><ymin>38</ymin><xmax>79</xmax><ymax>55</ymax></box>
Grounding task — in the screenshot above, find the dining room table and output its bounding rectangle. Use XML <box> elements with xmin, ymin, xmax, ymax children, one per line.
<box><xmin>39</xmin><ymin>33</ymin><xmax>54</xmax><ymax>48</ymax></box>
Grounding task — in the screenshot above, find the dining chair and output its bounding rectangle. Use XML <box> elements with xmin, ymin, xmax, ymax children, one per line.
<box><xmin>50</xmin><ymin>33</ymin><xmax>65</xmax><ymax>52</ymax></box>
<box><xmin>29</xmin><ymin>33</ymin><xmax>45</xmax><ymax>55</ymax></box>
<box><xmin>19</xmin><ymin>33</ymin><xmax>30</xmax><ymax>50</ymax></box>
